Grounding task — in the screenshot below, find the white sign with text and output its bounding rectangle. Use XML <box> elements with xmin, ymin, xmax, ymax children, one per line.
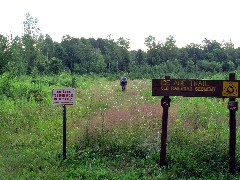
<box><xmin>52</xmin><ymin>88</ymin><xmax>75</xmax><ymax>105</ymax></box>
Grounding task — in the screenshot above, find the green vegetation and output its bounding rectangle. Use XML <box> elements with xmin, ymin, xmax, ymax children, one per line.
<box><xmin>1</xmin><ymin>13</ymin><xmax>240</xmax><ymax>79</ymax></box>
<box><xmin>1</xmin><ymin>12</ymin><xmax>240</xmax><ymax>179</ymax></box>
<box><xmin>0</xmin><ymin>73</ymin><xmax>240</xmax><ymax>179</ymax></box>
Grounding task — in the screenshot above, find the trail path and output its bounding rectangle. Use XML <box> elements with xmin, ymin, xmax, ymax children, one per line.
<box><xmin>75</xmin><ymin>79</ymin><xmax>178</xmax><ymax>132</ymax></box>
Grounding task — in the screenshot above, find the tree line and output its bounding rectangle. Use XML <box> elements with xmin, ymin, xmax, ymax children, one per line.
<box><xmin>1</xmin><ymin>13</ymin><xmax>240</xmax><ymax>78</ymax></box>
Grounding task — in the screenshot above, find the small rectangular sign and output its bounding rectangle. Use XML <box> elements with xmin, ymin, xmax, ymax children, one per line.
<box><xmin>152</xmin><ymin>79</ymin><xmax>240</xmax><ymax>98</ymax></box>
<box><xmin>52</xmin><ymin>88</ymin><xmax>76</xmax><ymax>105</ymax></box>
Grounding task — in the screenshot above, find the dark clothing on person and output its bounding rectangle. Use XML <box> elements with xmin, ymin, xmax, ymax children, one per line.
<box><xmin>120</xmin><ymin>77</ymin><xmax>128</xmax><ymax>86</ymax></box>
<box><xmin>120</xmin><ymin>77</ymin><xmax>128</xmax><ymax>91</ymax></box>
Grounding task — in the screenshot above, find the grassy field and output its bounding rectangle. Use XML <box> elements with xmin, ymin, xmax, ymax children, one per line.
<box><xmin>0</xmin><ymin>73</ymin><xmax>240</xmax><ymax>179</ymax></box>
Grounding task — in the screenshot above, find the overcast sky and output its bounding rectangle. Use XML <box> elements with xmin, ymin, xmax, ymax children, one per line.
<box><xmin>1</xmin><ymin>0</ymin><xmax>240</xmax><ymax>50</ymax></box>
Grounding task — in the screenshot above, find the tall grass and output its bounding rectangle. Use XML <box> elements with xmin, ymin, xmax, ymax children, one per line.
<box><xmin>0</xmin><ymin>72</ymin><xmax>239</xmax><ymax>179</ymax></box>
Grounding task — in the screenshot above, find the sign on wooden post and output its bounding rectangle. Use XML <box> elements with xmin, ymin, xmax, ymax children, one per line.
<box><xmin>152</xmin><ymin>79</ymin><xmax>239</xmax><ymax>98</ymax></box>
<box><xmin>152</xmin><ymin>74</ymin><xmax>238</xmax><ymax>173</ymax></box>
<box><xmin>52</xmin><ymin>88</ymin><xmax>76</xmax><ymax>160</ymax></box>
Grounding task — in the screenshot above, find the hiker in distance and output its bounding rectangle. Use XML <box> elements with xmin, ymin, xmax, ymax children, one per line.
<box><xmin>120</xmin><ymin>76</ymin><xmax>128</xmax><ymax>92</ymax></box>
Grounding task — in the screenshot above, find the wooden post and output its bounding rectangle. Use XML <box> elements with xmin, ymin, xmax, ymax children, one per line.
<box><xmin>152</xmin><ymin>74</ymin><xmax>238</xmax><ymax>170</ymax></box>
<box><xmin>63</xmin><ymin>105</ymin><xmax>67</xmax><ymax>160</ymax></box>
<box><xmin>229</xmin><ymin>73</ymin><xmax>236</xmax><ymax>173</ymax></box>
<box><xmin>160</xmin><ymin>95</ymin><xmax>171</xmax><ymax>166</ymax></box>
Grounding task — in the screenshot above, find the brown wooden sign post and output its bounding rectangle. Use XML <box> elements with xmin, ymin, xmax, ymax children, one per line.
<box><xmin>152</xmin><ymin>73</ymin><xmax>238</xmax><ymax>173</ymax></box>
<box><xmin>160</xmin><ymin>96</ymin><xmax>171</xmax><ymax>166</ymax></box>
<box><xmin>229</xmin><ymin>73</ymin><xmax>237</xmax><ymax>173</ymax></box>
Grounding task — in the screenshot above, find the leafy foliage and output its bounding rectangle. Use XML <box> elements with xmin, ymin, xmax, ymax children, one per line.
<box><xmin>1</xmin><ymin>12</ymin><xmax>240</xmax><ymax>179</ymax></box>
<box><xmin>1</xmin><ymin>14</ymin><xmax>240</xmax><ymax>78</ymax></box>
<box><xmin>1</xmin><ymin>74</ymin><xmax>240</xmax><ymax>179</ymax></box>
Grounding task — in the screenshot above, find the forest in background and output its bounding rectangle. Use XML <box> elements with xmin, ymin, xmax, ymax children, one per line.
<box><xmin>1</xmin><ymin>13</ymin><xmax>240</xmax><ymax>79</ymax></box>
<box><xmin>1</xmin><ymin>13</ymin><xmax>240</xmax><ymax>179</ymax></box>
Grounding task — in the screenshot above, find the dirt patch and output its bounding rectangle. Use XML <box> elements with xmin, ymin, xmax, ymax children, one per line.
<box><xmin>102</xmin><ymin>108</ymin><xmax>136</xmax><ymax>129</ymax></box>
<box><xmin>137</xmin><ymin>103</ymin><xmax>162</xmax><ymax>117</ymax></box>
<box><xmin>86</xmin><ymin>102</ymin><xmax>179</xmax><ymax>132</ymax></box>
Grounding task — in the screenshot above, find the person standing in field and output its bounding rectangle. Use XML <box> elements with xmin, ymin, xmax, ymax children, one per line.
<box><xmin>120</xmin><ymin>76</ymin><xmax>128</xmax><ymax>92</ymax></box>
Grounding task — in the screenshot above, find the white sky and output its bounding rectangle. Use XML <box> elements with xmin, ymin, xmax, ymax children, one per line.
<box><xmin>1</xmin><ymin>0</ymin><xmax>240</xmax><ymax>50</ymax></box>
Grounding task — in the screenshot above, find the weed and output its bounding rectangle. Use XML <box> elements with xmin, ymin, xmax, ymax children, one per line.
<box><xmin>0</xmin><ymin>74</ymin><xmax>240</xmax><ymax>179</ymax></box>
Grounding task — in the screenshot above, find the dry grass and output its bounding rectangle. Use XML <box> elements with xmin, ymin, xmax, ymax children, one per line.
<box><xmin>70</xmin><ymin>78</ymin><xmax>182</xmax><ymax>148</ymax></box>
<box><xmin>70</xmin><ymin>78</ymin><xmax>237</xmax><ymax>151</ymax></box>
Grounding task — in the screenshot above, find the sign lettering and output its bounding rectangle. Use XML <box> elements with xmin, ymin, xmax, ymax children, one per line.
<box><xmin>152</xmin><ymin>79</ymin><xmax>240</xmax><ymax>97</ymax></box>
<box><xmin>52</xmin><ymin>88</ymin><xmax>76</xmax><ymax>105</ymax></box>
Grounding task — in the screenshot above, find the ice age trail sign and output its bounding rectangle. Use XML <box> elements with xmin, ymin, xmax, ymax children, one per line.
<box><xmin>152</xmin><ymin>73</ymin><xmax>238</xmax><ymax>173</ymax></box>
<box><xmin>152</xmin><ymin>78</ymin><xmax>239</xmax><ymax>98</ymax></box>
<box><xmin>52</xmin><ymin>88</ymin><xmax>76</xmax><ymax>160</ymax></box>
